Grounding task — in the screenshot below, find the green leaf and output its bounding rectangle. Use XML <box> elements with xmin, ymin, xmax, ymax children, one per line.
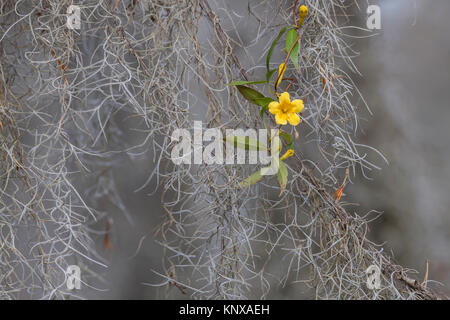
<box><xmin>225</xmin><ymin>136</ymin><xmax>267</xmax><ymax>151</ymax></box>
<box><xmin>279</xmin><ymin>131</ymin><xmax>293</xmax><ymax>148</ymax></box>
<box><xmin>236</xmin><ymin>85</ymin><xmax>265</xmax><ymax>103</ymax></box>
<box><xmin>285</xmin><ymin>29</ymin><xmax>299</xmax><ymax>70</ymax></box>
<box><xmin>254</xmin><ymin>97</ymin><xmax>276</xmax><ymax>108</ymax></box>
<box><xmin>239</xmin><ymin>170</ymin><xmax>263</xmax><ymax>188</ymax></box>
<box><xmin>258</xmin><ymin>97</ymin><xmax>276</xmax><ymax>118</ymax></box>
<box><xmin>228</xmin><ymin>80</ymin><xmax>268</xmax><ymax>86</ymax></box>
<box><xmin>265</xmin><ymin>68</ymin><xmax>277</xmax><ymax>81</ymax></box>
<box><xmin>238</xmin><ymin>166</ymin><xmax>274</xmax><ymax>188</ymax></box>
<box><xmin>236</xmin><ymin>85</ymin><xmax>275</xmax><ymax>107</ymax></box>
<box><xmin>260</xmin><ymin>105</ymin><xmax>268</xmax><ymax>118</ymax></box>
<box><xmin>266</xmin><ymin>27</ymin><xmax>287</xmax><ymax>73</ymax></box>
<box><xmin>277</xmin><ymin>161</ymin><xmax>288</xmax><ymax>194</ymax></box>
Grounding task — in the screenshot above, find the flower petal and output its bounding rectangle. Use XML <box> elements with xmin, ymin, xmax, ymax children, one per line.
<box><xmin>275</xmin><ymin>112</ymin><xmax>288</xmax><ymax>125</ymax></box>
<box><xmin>287</xmin><ymin>113</ymin><xmax>300</xmax><ymax>126</ymax></box>
<box><xmin>268</xmin><ymin>101</ymin><xmax>280</xmax><ymax>114</ymax></box>
<box><xmin>279</xmin><ymin>92</ymin><xmax>290</xmax><ymax>105</ymax></box>
<box><xmin>291</xmin><ymin>99</ymin><xmax>304</xmax><ymax>113</ymax></box>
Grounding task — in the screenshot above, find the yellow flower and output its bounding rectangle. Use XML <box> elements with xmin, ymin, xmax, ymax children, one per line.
<box><xmin>280</xmin><ymin>149</ymin><xmax>294</xmax><ymax>161</ymax></box>
<box><xmin>298</xmin><ymin>5</ymin><xmax>308</xmax><ymax>27</ymax></box>
<box><xmin>268</xmin><ymin>92</ymin><xmax>304</xmax><ymax>126</ymax></box>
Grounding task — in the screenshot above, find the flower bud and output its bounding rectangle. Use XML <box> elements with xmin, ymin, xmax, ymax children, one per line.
<box><xmin>299</xmin><ymin>5</ymin><xmax>308</xmax><ymax>19</ymax></box>
<box><xmin>280</xmin><ymin>149</ymin><xmax>294</xmax><ymax>161</ymax></box>
<box><xmin>277</xmin><ymin>62</ymin><xmax>287</xmax><ymax>87</ymax></box>
<box><xmin>298</xmin><ymin>5</ymin><xmax>308</xmax><ymax>27</ymax></box>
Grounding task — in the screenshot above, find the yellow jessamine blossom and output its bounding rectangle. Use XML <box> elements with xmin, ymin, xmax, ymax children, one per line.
<box><xmin>298</xmin><ymin>5</ymin><xmax>308</xmax><ymax>27</ymax></box>
<box><xmin>280</xmin><ymin>149</ymin><xmax>294</xmax><ymax>161</ymax></box>
<box><xmin>268</xmin><ymin>92</ymin><xmax>304</xmax><ymax>126</ymax></box>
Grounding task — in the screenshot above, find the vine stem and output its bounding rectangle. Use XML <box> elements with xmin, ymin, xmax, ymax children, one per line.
<box><xmin>274</xmin><ymin>33</ymin><xmax>300</xmax><ymax>94</ymax></box>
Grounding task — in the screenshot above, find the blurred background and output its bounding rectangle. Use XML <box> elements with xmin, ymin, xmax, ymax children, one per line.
<box><xmin>349</xmin><ymin>0</ymin><xmax>450</xmax><ymax>297</ymax></box>
<box><xmin>78</xmin><ymin>0</ymin><xmax>450</xmax><ymax>298</ymax></box>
